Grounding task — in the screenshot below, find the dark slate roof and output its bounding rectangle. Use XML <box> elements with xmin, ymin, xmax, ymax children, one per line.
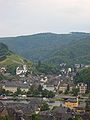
<box><xmin>52</xmin><ymin>107</ymin><xmax>76</xmax><ymax>120</ymax></box>
<box><xmin>40</xmin><ymin>107</ymin><xmax>76</xmax><ymax>120</ymax></box>
<box><xmin>47</xmin><ymin>78</ymin><xmax>60</xmax><ymax>86</ymax></box>
<box><xmin>66</xmin><ymin>99</ymin><xmax>77</xmax><ymax>103</ymax></box>
<box><xmin>2</xmin><ymin>80</ymin><xmax>30</xmax><ymax>88</ymax></box>
<box><xmin>6</xmin><ymin>98</ymin><xmax>42</xmax><ymax>115</ymax></box>
<box><xmin>40</xmin><ymin>111</ymin><xmax>55</xmax><ymax>120</ymax></box>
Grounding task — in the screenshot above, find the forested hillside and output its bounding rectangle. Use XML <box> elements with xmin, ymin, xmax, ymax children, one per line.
<box><xmin>0</xmin><ymin>43</ymin><xmax>10</xmax><ymax>61</ymax></box>
<box><xmin>47</xmin><ymin>38</ymin><xmax>90</xmax><ymax>65</ymax></box>
<box><xmin>0</xmin><ymin>32</ymin><xmax>90</xmax><ymax>65</ymax></box>
<box><xmin>0</xmin><ymin>43</ymin><xmax>32</xmax><ymax>67</ymax></box>
<box><xmin>75</xmin><ymin>67</ymin><xmax>90</xmax><ymax>90</ymax></box>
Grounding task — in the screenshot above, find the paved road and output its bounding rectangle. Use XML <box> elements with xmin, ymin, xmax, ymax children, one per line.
<box><xmin>0</xmin><ymin>95</ymin><xmax>88</xmax><ymax>102</ymax></box>
<box><xmin>55</xmin><ymin>94</ymin><xmax>88</xmax><ymax>99</ymax></box>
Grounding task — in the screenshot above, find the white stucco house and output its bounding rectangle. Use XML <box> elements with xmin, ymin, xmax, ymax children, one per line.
<box><xmin>16</xmin><ymin>65</ymin><xmax>27</xmax><ymax>77</ymax></box>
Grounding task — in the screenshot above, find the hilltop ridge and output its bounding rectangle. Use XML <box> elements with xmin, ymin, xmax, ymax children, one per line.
<box><xmin>0</xmin><ymin>32</ymin><xmax>90</xmax><ymax>65</ymax></box>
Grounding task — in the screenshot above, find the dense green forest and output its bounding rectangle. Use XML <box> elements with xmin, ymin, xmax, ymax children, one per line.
<box><xmin>75</xmin><ymin>67</ymin><xmax>90</xmax><ymax>89</ymax></box>
<box><xmin>0</xmin><ymin>43</ymin><xmax>10</xmax><ymax>61</ymax></box>
<box><xmin>48</xmin><ymin>38</ymin><xmax>90</xmax><ymax>65</ymax></box>
<box><xmin>0</xmin><ymin>32</ymin><xmax>90</xmax><ymax>65</ymax></box>
<box><xmin>0</xmin><ymin>43</ymin><xmax>60</xmax><ymax>75</ymax></box>
<box><xmin>0</xmin><ymin>43</ymin><xmax>33</xmax><ymax>76</ymax></box>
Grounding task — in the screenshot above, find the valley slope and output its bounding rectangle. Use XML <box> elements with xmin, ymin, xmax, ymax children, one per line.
<box><xmin>0</xmin><ymin>43</ymin><xmax>32</xmax><ymax>67</ymax></box>
<box><xmin>0</xmin><ymin>32</ymin><xmax>90</xmax><ymax>65</ymax></box>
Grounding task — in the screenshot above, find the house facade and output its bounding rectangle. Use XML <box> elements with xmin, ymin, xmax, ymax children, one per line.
<box><xmin>65</xmin><ymin>98</ymin><xmax>79</xmax><ymax>109</ymax></box>
<box><xmin>76</xmin><ymin>83</ymin><xmax>87</xmax><ymax>94</ymax></box>
<box><xmin>16</xmin><ymin>65</ymin><xmax>27</xmax><ymax>77</ymax></box>
<box><xmin>2</xmin><ymin>80</ymin><xmax>29</xmax><ymax>93</ymax></box>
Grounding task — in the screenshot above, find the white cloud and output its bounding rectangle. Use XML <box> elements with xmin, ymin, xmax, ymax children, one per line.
<box><xmin>0</xmin><ymin>0</ymin><xmax>90</xmax><ymax>36</ymax></box>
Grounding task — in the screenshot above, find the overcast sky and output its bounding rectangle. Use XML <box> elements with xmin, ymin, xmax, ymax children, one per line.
<box><xmin>0</xmin><ymin>0</ymin><xmax>90</xmax><ymax>37</ymax></box>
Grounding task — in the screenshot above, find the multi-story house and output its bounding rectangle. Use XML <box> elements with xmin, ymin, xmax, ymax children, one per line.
<box><xmin>76</xmin><ymin>83</ymin><xmax>87</xmax><ymax>94</ymax></box>
<box><xmin>16</xmin><ymin>65</ymin><xmax>27</xmax><ymax>77</ymax></box>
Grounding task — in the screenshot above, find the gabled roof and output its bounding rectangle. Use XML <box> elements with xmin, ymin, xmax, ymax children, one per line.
<box><xmin>65</xmin><ymin>98</ymin><xmax>77</xmax><ymax>103</ymax></box>
<box><xmin>2</xmin><ymin>80</ymin><xmax>29</xmax><ymax>88</ymax></box>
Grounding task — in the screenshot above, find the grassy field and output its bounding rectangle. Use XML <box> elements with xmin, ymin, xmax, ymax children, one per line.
<box><xmin>0</xmin><ymin>54</ymin><xmax>25</xmax><ymax>66</ymax></box>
